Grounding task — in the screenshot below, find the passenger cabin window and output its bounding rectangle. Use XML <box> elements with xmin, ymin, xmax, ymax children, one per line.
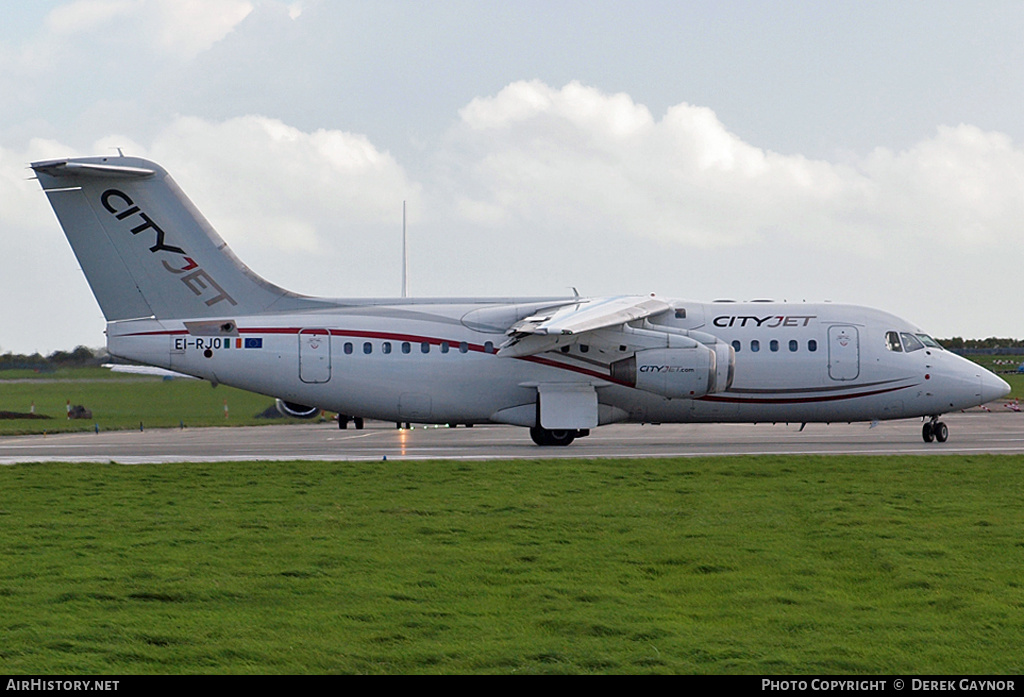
<box><xmin>402</xmin><ymin>342</ymin><xmax>411</xmax><ymax>354</ymax></box>
<box><xmin>789</xmin><ymin>340</ymin><xmax>798</xmax><ymax>352</ymax></box>
<box><xmin>343</xmin><ymin>342</ymin><xmax>353</xmax><ymax>355</ymax></box>
<box><xmin>732</xmin><ymin>340</ymin><xmax>741</xmax><ymax>352</ymax></box>
<box><xmin>808</xmin><ymin>340</ymin><xmax>817</xmax><ymax>352</ymax></box>
<box><xmin>770</xmin><ymin>340</ymin><xmax>779</xmax><ymax>352</ymax></box>
<box><xmin>751</xmin><ymin>340</ymin><xmax>760</xmax><ymax>352</ymax></box>
<box><xmin>382</xmin><ymin>342</ymin><xmax>392</xmax><ymax>354</ymax></box>
<box><xmin>363</xmin><ymin>342</ymin><xmax>372</xmax><ymax>354</ymax></box>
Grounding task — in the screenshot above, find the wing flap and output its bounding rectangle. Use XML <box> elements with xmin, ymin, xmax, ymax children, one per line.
<box><xmin>498</xmin><ymin>294</ymin><xmax>672</xmax><ymax>357</ymax></box>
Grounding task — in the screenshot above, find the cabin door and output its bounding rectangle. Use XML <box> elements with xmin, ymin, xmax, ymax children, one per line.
<box><xmin>828</xmin><ymin>325</ymin><xmax>860</xmax><ymax>381</ymax></box>
<box><xmin>299</xmin><ymin>328</ymin><xmax>332</xmax><ymax>383</ymax></box>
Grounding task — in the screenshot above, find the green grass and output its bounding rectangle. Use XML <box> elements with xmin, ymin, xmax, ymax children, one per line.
<box><xmin>1001</xmin><ymin>373</ymin><xmax>1024</xmax><ymax>399</ymax></box>
<box><xmin>0</xmin><ymin>367</ymin><xmax>118</xmax><ymax>380</ymax></box>
<box><xmin>1</xmin><ymin>455</ymin><xmax>1022</xmax><ymax>674</ymax></box>
<box><xmin>0</xmin><ymin>370</ymin><xmax>309</xmax><ymax>435</ymax></box>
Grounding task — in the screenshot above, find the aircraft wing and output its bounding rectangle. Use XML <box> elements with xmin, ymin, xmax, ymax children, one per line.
<box><xmin>498</xmin><ymin>294</ymin><xmax>672</xmax><ymax>357</ymax></box>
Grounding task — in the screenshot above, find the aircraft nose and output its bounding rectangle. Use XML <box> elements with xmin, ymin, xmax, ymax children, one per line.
<box><xmin>980</xmin><ymin>371</ymin><xmax>1011</xmax><ymax>404</ymax></box>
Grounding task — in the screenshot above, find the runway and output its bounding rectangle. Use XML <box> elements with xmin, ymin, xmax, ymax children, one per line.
<box><xmin>2</xmin><ymin>408</ymin><xmax>1022</xmax><ymax>463</ymax></box>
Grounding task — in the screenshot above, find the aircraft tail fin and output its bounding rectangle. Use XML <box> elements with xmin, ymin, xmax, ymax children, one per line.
<box><xmin>32</xmin><ymin>155</ymin><xmax>314</xmax><ymax>321</ymax></box>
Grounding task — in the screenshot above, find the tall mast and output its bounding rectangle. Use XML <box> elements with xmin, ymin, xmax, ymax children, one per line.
<box><xmin>401</xmin><ymin>200</ymin><xmax>408</xmax><ymax>298</ymax></box>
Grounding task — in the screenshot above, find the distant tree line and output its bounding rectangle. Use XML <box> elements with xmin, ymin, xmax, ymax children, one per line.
<box><xmin>937</xmin><ymin>337</ymin><xmax>1024</xmax><ymax>350</ymax></box>
<box><xmin>0</xmin><ymin>346</ymin><xmax>104</xmax><ymax>371</ymax></box>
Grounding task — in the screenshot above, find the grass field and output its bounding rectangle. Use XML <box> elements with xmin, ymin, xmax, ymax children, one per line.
<box><xmin>971</xmin><ymin>358</ymin><xmax>1024</xmax><ymax>401</ymax></box>
<box><xmin>1</xmin><ymin>455</ymin><xmax>1022</xmax><ymax>674</ymax></box>
<box><xmin>0</xmin><ymin>368</ymin><xmax>312</xmax><ymax>435</ymax></box>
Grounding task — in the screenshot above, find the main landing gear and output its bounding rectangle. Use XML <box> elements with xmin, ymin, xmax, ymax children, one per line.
<box><xmin>922</xmin><ymin>417</ymin><xmax>948</xmax><ymax>443</ymax></box>
<box><xmin>530</xmin><ymin>427</ymin><xmax>590</xmax><ymax>447</ymax></box>
<box><xmin>337</xmin><ymin>415</ymin><xmax>364</xmax><ymax>430</ymax></box>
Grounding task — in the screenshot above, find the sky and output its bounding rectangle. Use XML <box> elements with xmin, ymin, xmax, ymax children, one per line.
<box><xmin>2</xmin><ymin>0</ymin><xmax>1024</xmax><ymax>354</ymax></box>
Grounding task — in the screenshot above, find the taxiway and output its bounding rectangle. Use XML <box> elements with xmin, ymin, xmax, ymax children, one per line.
<box><xmin>1</xmin><ymin>409</ymin><xmax>1022</xmax><ymax>464</ymax></box>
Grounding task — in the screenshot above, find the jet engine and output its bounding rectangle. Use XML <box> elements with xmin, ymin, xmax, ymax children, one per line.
<box><xmin>611</xmin><ymin>346</ymin><xmax>723</xmax><ymax>399</ymax></box>
<box><xmin>275</xmin><ymin>399</ymin><xmax>321</xmax><ymax>419</ymax></box>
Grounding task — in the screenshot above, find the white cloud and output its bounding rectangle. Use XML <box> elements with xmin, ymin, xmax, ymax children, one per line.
<box><xmin>443</xmin><ymin>80</ymin><xmax>1024</xmax><ymax>268</ymax></box>
<box><xmin>0</xmin><ymin>138</ymin><xmax>112</xmax><ymax>354</ymax></box>
<box><xmin>151</xmin><ymin>0</ymin><xmax>254</xmax><ymax>57</ymax></box>
<box><xmin>860</xmin><ymin>124</ymin><xmax>1024</xmax><ymax>247</ymax></box>
<box><xmin>44</xmin><ymin>0</ymin><xmax>253</xmax><ymax>57</ymax></box>
<box><xmin>461</xmin><ymin>80</ymin><xmax>654</xmax><ymax>139</ymax></box>
<box><xmin>446</xmin><ymin>81</ymin><xmax>866</xmax><ymax>249</ymax></box>
<box><xmin>3</xmin><ymin>0</ymin><xmax>1024</xmax><ymax>358</ymax></box>
<box><xmin>44</xmin><ymin>0</ymin><xmax>136</xmax><ymax>36</ymax></box>
<box><xmin>145</xmin><ymin>115</ymin><xmax>418</xmax><ymax>255</ymax></box>
<box><xmin>0</xmin><ymin>137</ymin><xmax>97</xmax><ymax>239</ymax></box>
<box><xmin>6</xmin><ymin>77</ymin><xmax>1024</xmax><ymax>352</ymax></box>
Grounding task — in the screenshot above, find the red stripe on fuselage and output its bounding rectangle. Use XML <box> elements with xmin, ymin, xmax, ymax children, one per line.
<box><xmin>699</xmin><ymin>383</ymin><xmax>917</xmax><ymax>405</ymax></box>
<box><xmin>119</xmin><ymin>326</ymin><xmax>916</xmax><ymax>405</ymax></box>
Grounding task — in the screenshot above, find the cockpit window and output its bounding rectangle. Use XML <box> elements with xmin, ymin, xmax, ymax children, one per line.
<box><xmin>887</xmin><ymin>330</ymin><xmax>942</xmax><ymax>353</ymax></box>
<box><xmin>885</xmin><ymin>331</ymin><xmax>903</xmax><ymax>352</ymax></box>
<box><xmin>916</xmin><ymin>334</ymin><xmax>943</xmax><ymax>350</ymax></box>
<box><xmin>900</xmin><ymin>333</ymin><xmax>925</xmax><ymax>352</ymax></box>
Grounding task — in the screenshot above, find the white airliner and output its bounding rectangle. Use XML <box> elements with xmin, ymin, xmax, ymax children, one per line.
<box><xmin>32</xmin><ymin>155</ymin><xmax>1009</xmax><ymax>445</ymax></box>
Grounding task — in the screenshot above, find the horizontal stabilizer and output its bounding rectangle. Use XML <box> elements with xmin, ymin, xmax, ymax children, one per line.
<box><xmin>32</xmin><ymin>159</ymin><xmax>157</xmax><ymax>178</ymax></box>
<box><xmin>102</xmin><ymin>363</ymin><xmax>198</xmax><ymax>379</ymax></box>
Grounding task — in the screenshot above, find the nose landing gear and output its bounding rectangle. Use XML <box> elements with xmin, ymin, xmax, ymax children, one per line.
<box><xmin>922</xmin><ymin>417</ymin><xmax>948</xmax><ymax>443</ymax></box>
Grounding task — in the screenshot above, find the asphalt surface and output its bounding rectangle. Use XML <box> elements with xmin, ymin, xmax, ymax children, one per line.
<box><xmin>2</xmin><ymin>407</ymin><xmax>1022</xmax><ymax>463</ymax></box>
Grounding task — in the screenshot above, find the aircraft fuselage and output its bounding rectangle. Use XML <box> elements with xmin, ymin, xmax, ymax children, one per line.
<box><xmin>107</xmin><ymin>299</ymin><xmax>1005</xmax><ymax>427</ymax></box>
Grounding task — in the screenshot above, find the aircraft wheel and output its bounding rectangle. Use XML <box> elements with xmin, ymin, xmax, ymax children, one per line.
<box><xmin>354</xmin><ymin>417</ymin><xmax>364</xmax><ymax>430</ymax></box>
<box><xmin>922</xmin><ymin>422</ymin><xmax>935</xmax><ymax>443</ymax></box>
<box><xmin>934</xmin><ymin>421</ymin><xmax>948</xmax><ymax>443</ymax></box>
<box><xmin>530</xmin><ymin>427</ymin><xmax>576</xmax><ymax>446</ymax></box>
<box><xmin>547</xmin><ymin>429</ymin><xmax>576</xmax><ymax>446</ymax></box>
<box><xmin>338</xmin><ymin>415</ymin><xmax>348</xmax><ymax>430</ymax></box>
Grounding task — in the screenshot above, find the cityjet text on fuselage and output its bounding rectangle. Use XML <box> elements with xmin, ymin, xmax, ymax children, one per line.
<box><xmin>100</xmin><ymin>188</ymin><xmax>237</xmax><ymax>309</ymax></box>
<box><xmin>639</xmin><ymin>365</ymin><xmax>696</xmax><ymax>373</ymax></box>
<box><xmin>712</xmin><ymin>315</ymin><xmax>816</xmax><ymax>329</ymax></box>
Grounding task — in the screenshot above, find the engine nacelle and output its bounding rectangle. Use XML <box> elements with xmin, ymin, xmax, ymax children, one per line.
<box><xmin>611</xmin><ymin>347</ymin><xmax>719</xmax><ymax>399</ymax></box>
<box><xmin>275</xmin><ymin>399</ymin><xmax>321</xmax><ymax>419</ymax></box>
<box><xmin>712</xmin><ymin>341</ymin><xmax>736</xmax><ymax>393</ymax></box>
